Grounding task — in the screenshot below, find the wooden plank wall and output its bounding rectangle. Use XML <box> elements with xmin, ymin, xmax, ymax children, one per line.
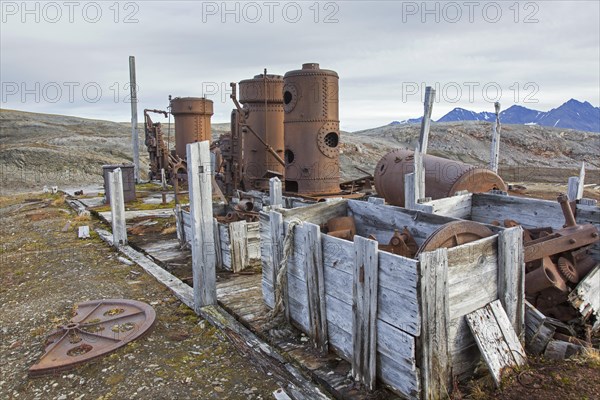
<box><xmin>415</xmin><ymin>193</ymin><xmax>473</xmax><ymax>219</ymax></box>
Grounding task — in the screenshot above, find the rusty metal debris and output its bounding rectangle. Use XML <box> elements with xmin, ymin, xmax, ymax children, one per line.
<box><xmin>283</xmin><ymin>63</ymin><xmax>341</xmax><ymax>195</ymax></box>
<box><xmin>510</xmin><ymin>194</ymin><xmax>600</xmax><ymax>323</ymax></box>
<box><xmin>29</xmin><ymin>299</ymin><xmax>156</xmax><ymax>377</ymax></box>
<box><xmin>416</xmin><ymin>220</ymin><xmax>494</xmax><ymax>256</ymax></box>
<box><xmin>379</xmin><ymin>228</ymin><xmax>419</xmax><ymax>258</ymax></box>
<box><xmin>143</xmin><ymin>108</ymin><xmax>170</xmax><ymax>181</ymax></box>
<box><xmin>374</xmin><ymin>149</ymin><xmax>507</xmax><ymax>207</ymax></box>
<box><xmin>325</xmin><ymin>216</ymin><xmax>356</xmax><ymax>240</ymax></box>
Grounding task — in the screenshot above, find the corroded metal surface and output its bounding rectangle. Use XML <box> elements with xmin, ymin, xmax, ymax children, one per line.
<box><xmin>239</xmin><ymin>73</ymin><xmax>285</xmax><ymax>191</ymax></box>
<box><xmin>283</xmin><ymin>63</ymin><xmax>340</xmax><ymax>195</ymax></box>
<box><xmin>143</xmin><ymin>109</ymin><xmax>169</xmax><ymax>181</ymax></box>
<box><xmin>415</xmin><ymin>220</ymin><xmax>494</xmax><ymax>256</ymax></box>
<box><xmin>374</xmin><ymin>149</ymin><xmax>507</xmax><ymax>206</ymax></box>
<box><xmin>170</xmin><ymin>97</ymin><xmax>214</xmax><ymax>161</ymax></box>
<box><xmin>29</xmin><ymin>299</ymin><xmax>156</xmax><ymax>377</ymax></box>
<box><xmin>379</xmin><ymin>228</ymin><xmax>419</xmax><ymax>258</ymax></box>
<box><xmin>326</xmin><ymin>216</ymin><xmax>356</xmax><ymax>240</ymax></box>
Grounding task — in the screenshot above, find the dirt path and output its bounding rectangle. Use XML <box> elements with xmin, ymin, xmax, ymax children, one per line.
<box><xmin>0</xmin><ymin>193</ymin><xmax>279</xmax><ymax>400</ymax></box>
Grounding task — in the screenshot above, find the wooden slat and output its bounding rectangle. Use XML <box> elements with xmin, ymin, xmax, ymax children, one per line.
<box><xmin>213</xmin><ymin>218</ymin><xmax>223</xmax><ymax>269</ymax></box>
<box><xmin>498</xmin><ymin>227</ymin><xmax>525</xmax><ymax>338</ymax></box>
<box><xmin>568</xmin><ymin>264</ymin><xmax>600</xmax><ymax>332</ymax></box>
<box><xmin>270</xmin><ymin>177</ymin><xmax>283</xmax><ymax>208</ymax></box>
<box><xmin>466</xmin><ymin>300</ymin><xmax>526</xmax><ymax>387</ymax></box>
<box><xmin>229</xmin><ymin>220</ymin><xmax>247</xmax><ymax>273</ymax></box>
<box><xmin>352</xmin><ymin>236</ymin><xmax>379</xmax><ymax>391</ymax></box>
<box><xmin>524</xmin><ymin>301</ymin><xmax>555</xmax><ymax>355</ymax></box>
<box><xmin>280</xmin><ymin>199</ymin><xmax>348</xmax><ymax>225</ymax></box>
<box><xmin>269</xmin><ymin>210</ymin><xmax>287</xmax><ymax>320</ymax></box>
<box><xmin>303</xmin><ymin>223</ymin><xmax>328</xmax><ymax>352</ymax></box>
<box><xmin>108</xmin><ymin>168</ymin><xmax>127</xmax><ymax>247</ymax></box>
<box><xmin>416</xmin><ymin>193</ymin><xmax>473</xmax><ymax>219</ymax></box>
<box><xmin>418</xmin><ymin>248</ymin><xmax>450</xmax><ymax>399</ymax></box>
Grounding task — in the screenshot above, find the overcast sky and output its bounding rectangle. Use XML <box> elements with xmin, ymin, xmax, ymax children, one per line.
<box><xmin>1</xmin><ymin>0</ymin><xmax>599</xmax><ymax>131</ymax></box>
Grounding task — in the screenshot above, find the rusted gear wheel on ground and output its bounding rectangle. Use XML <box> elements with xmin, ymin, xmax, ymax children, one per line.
<box><xmin>415</xmin><ymin>220</ymin><xmax>494</xmax><ymax>257</ymax></box>
<box><xmin>29</xmin><ymin>299</ymin><xmax>156</xmax><ymax>377</ymax></box>
<box><xmin>557</xmin><ymin>257</ymin><xmax>579</xmax><ymax>283</ymax></box>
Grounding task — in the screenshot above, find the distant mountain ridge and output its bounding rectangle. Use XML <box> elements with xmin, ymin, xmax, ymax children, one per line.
<box><xmin>391</xmin><ymin>99</ymin><xmax>600</xmax><ymax>133</ymax></box>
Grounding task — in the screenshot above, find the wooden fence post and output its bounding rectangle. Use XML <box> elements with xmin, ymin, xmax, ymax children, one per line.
<box><xmin>418</xmin><ymin>86</ymin><xmax>435</xmax><ymax>154</ymax></box>
<box><xmin>213</xmin><ymin>218</ymin><xmax>223</xmax><ymax>270</ymax></box>
<box><xmin>405</xmin><ymin>173</ymin><xmax>417</xmax><ymax>210</ymax></box>
<box><xmin>489</xmin><ymin>102</ymin><xmax>502</xmax><ymax>173</ymax></box>
<box><xmin>418</xmin><ymin>248</ymin><xmax>450</xmax><ymax>399</ymax></box>
<box><xmin>187</xmin><ymin>141</ymin><xmax>217</xmax><ymax>310</ymax></box>
<box><xmin>229</xmin><ymin>220</ymin><xmax>247</xmax><ymax>273</ymax></box>
<box><xmin>303</xmin><ymin>223</ymin><xmax>328</xmax><ymax>352</ymax></box>
<box><xmin>352</xmin><ymin>236</ymin><xmax>379</xmax><ymax>391</ymax></box>
<box><xmin>270</xmin><ymin>177</ymin><xmax>283</xmax><ymax>208</ymax></box>
<box><xmin>109</xmin><ymin>168</ymin><xmax>127</xmax><ymax>248</ymax></box>
<box><xmin>567</xmin><ymin>162</ymin><xmax>586</xmax><ymax>201</ymax></box>
<box><xmin>498</xmin><ymin>226</ymin><xmax>525</xmax><ymax>339</ymax></box>
<box><xmin>414</xmin><ymin>145</ymin><xmax>425</xmax><ymax>202</ymax></box>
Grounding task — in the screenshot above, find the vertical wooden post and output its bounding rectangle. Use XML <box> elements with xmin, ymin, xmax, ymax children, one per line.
<box><xmin>418</xmin><ymin>86</ymin><xmax>435</xmax><ymax>154</ymax></box>
<box><xmin>109</xmin><ymin>168</ymin><xmax>127</xmax><ymax>248</ymax></box>
<box><xmin>498</xmin><ymin>226</ymin><xmax>525</xmax><ymax>339</ymax></box>
<box><xmin>187</xmin><ymin>141</ymin><xmax>217</xmax><ymax>310</ymax></box>
<box><xmin>213</xmin><ymin>218</ymin><xmax>223</xmax><ymax>270</ymax></box>
<box><xmin>270</xmin><ymin>177</ymin><xmax>283</xmax><ymax>208</ymax></box>
<box><xmin>489</xmin><ymin>102</ymin><xmax>502</xmax><ymax>173</ymax></box>
<box><xmin>418</xmin><ymin>248</ymin><xmax>450</xmax><ymax>399</ymax></box>
<box><xmin>129</xmin><ymin>56</ymin><xmax>139</xmax><ymax>183</ymax></box>
<box><xmin>414</xmin><ymin>145</ymin><xmax>425</xmax><ymax>202</ymax></box>
<box><xmin>270</xmin><ymin>210</ymin><xmax>288</xmax><ymax>321</ymax></box>
<box><xmin>567</xmin><ymin>162</ymin><xmax>585</xmax><ymax>201</ymax></box>
<box><xmin>352</xmin><ymin>236</ymin><xmax>379</xmax><ymax>391</ymax></box>
<box><xmin>174</xmin><ymin>204</ymin><xmax>185</xmax><ymax>245</ymax></box>
<box><xmin>229</xmin><ymin>220</ymin><xmax>247</xmax><ymax>273</ymax></box>
<box><xmin>304</xmin><ymin>223</ymin><xmax>328</xmax><ymax>352</ymax></box>
<box><xmin>404</xmin><ymin>172</ymin><xmax>417</xmax><ymax>210</ymax></box>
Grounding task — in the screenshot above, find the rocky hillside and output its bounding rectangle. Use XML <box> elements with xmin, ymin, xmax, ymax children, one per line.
<box><xmin>1</xmin><ymin>109</ymin><xmax>598</xmax><ymax>193</ymax></box>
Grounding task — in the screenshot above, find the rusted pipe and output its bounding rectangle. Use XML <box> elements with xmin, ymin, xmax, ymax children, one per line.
<box><xmin>557</xmin><ymin>193</ymin><xmax>577</xmax><ymax>228</ymax></box>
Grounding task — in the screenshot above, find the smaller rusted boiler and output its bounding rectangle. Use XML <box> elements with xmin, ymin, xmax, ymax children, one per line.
<box><xmin>374</xmin><ymin>149</ymin><xmax>507</xmax><ymax>206</ymax></box>
<box><xmin>170</xmin><ymin>97</ymin><xmax>214</xmax><ymax>161</ymax></box>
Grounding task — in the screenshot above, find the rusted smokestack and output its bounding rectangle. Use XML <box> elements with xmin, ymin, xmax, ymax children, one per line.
<box><xmin>283</xmin><ymin>63</ymin><xmax>340</xmax><ymax>195</ymax></box>
<box><xmin>170</xmin><ymin>97</ymin><xmax>213</xmax><ymax>160</ymax></box>
<box><xmin>374</xmin><ymin>149</ymin><xmax>507</xmax><ymax>206</ymax></box>
<box><xmin>238</xmin><ymin>73</ymin><xmax>285</xmax><ymax>190</ymax></box>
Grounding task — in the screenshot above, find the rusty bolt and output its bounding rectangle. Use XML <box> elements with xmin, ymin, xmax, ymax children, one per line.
<box><xmin>569</xmin><ymin>238</ymin><xmax>577</xmax><ymax>244</ymax></box>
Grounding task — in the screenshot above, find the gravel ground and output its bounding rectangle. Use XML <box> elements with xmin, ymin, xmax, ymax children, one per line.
<box><xmin>0</xmin><ymin>193</ymin><xmax>280</xmax><ymax>400</ymax></box>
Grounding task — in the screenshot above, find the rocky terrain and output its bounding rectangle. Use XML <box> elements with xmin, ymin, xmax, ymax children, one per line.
<box><xmin>1</xmin><ymin>108</ymin><xmax>599</xmax><ymax>193</ymax></box>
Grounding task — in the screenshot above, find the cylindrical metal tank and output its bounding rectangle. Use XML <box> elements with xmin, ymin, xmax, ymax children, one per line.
<box><xmin>283</xmin><ymin>63</ymin><xmax>340</xmax><ymax>195</ymax></box>
<box><xmin>374</xmin><ymin>149</ymin><xmax>507</xmax><ymax>206</ymax></box>
<box><xmin>239</xmin><ymin>73</ymin><xmax>285</xmax><ymax>190</ymax></box>
<box><xmin>170</xmin><ymin>97</ymin><xmax>214</xmax><ymax>160</ymax></box>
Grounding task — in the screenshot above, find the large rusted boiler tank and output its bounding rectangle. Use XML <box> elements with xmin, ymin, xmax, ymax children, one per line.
<box><xmin>170</xmin><ymin>97</ymin><xmax>214</xmax><ymax>160</ymax></box>
<box><xmin>283</xmin><ymin>63</ymin><xmax>340</xmax><ymax>195</ymax></box>
<box><xmin>374</xmin><ymin>149</ymin><xmax>507</xmax><ymax>206</ymax></box>
<box><xmin>239</xmin><ymin>74</ymin><xmax>285</xmax><ymax>190</ymax></box>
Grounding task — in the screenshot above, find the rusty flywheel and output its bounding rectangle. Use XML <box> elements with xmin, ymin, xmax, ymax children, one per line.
<box><xmin>29</xmin><ymin>299</ymin><xmax>156</xmax><ymax>377</ymax></box>
<box><xmin>416</xmin><ymin>220</ymin><xmax>494</xmax><ymax>256</ymax></box>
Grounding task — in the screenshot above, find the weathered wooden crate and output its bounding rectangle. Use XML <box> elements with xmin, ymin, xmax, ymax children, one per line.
<box><xmin>261</xmin><ymin>199</ymin><xmax>523</xmax><ymax>399</ymax></box>
<box><xmin>415</xmin><ymin>192</ymin><xmax>600</xmax><ymax>261</ymax></box>
<box><xmin>176</xmin><ymin>207</ymin><xmax>261</xmax><ymax>272</ymax></box>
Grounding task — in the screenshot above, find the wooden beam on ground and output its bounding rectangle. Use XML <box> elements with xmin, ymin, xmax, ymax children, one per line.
<box><xmin>418</xmin><ymin>86</ymin><xmax>435</xmax><ymax>154</ymax></box>
<box><xmin>352</xmin><ymin>236</ymin><xmax>379</xmax><ymax>391</ymax></box>
<box><xmin>108</xmin><ymin>168</ymin><xmax>127</xmax><ymax>248</ymax></box>
<box><xmin>498</xmin><ymin>226</ymin><xmax>525</xmax><ymax>338</ymax></box>
<box><xmin>466</xmin><ymin>300</ymin><xmax>527</xmax><ymax>388</ymax></box>
<box><xmin>187</xmin><ymin>141</ymin><xmax>217</xmax><ymax>309</ymax></box>
<box><xmin>418</xmin><ymin>248</ymin><xmax>450</xmax><ymax>399</ymax></box>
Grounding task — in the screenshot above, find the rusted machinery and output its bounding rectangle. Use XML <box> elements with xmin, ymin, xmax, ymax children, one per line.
<box><xmin>374</xmin><ymin>149</ymin><xmax>507</xmax><ymax>206</ymax></box>
<box><xmin>237</xmin><ymin>73</ymin><xmax>285</xmax><ymax>191</ymax></box>
<box><xmin>29</xmin><ymin>299</ymin><xmax>155</xmax><ymax>376</ymax></box>
<box><xmin>519</xmin><ymin>194</ymin><xmax>599</xmax><ymax>322</ymax></box>
<box><xmin>216</xmin><ymin>110</ymin><xmax>243</xmax><ymax>196</ymax></box>
<box><xmin>283</xmin><ymin>63</ymin><xmax>341</xmax><ymax>195</ymax></box>
<box><xmin>143</xmin><ymin>109</ymin><xmax>170</xmax><ymax>181</ymax></box>
<box><xmin>170</xmin><ymin>97</ymin><xmax>214</xmax><ymax>160</ymax></box>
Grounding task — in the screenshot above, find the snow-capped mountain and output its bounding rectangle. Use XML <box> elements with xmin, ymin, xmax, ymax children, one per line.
<box><xmin>392</xmin><ymin>99</ymin><xmax>600</xmax><ymax>132</ymax></box>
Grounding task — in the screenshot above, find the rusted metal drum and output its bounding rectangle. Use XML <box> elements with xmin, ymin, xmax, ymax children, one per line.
<box><xmin>283</xmin><ymin>63</ymin><xmax>340</xmax><ymax>195</ymax></box>
<box><xmin>170</xmin><ymin>97</ymin><xmax>214</xmax><ymax>160</ymax></box>
<box><xmin>374</xmin><ymin>149</ymin><xmax>507</xmax><ymax>206</ymax></box>
<box><xmin>239</xmin><ymin>74</ymin><xmax>285</xmax><ymax>190</ymax></box>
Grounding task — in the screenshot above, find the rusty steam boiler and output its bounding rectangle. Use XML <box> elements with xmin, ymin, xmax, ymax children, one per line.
<box><xmin>374</xmin><ymin>149</ymin><xmax>507</xmax><ymax>207</ymax></box>
<box><xmin>283</xmin><ymin>63</ymin><xmax>341</xmax><ymax>195</ymax></box>
<box><xmin>170</xmin><ymin>97</ymin><xmax>214</xmax><ymax>161</ymax></box>
<box><xmin>237</xmin><ymin>73</ymin><xmax>285</xmax><ymax>191</ymax></box>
